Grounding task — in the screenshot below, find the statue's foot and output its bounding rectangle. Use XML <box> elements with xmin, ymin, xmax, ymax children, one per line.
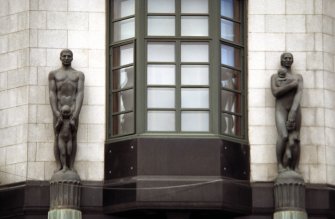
<box><xmin>61</xmin><ymin>167</ymin><xmax>69</xmax><ymax>173</ymax></box>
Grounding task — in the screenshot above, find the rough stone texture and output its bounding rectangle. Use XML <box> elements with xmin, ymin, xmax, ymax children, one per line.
<box><xmin>249</xmin><ymin>0</ymin><xmax>335</xmax><ymax>184</ymax></box>
<box><xmin>0</xmin><ymin>0</ymin><xmax>105</xmax><ymax>184</ymax></box>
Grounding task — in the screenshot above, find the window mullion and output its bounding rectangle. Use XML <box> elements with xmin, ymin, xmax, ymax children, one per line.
<box><xmin>176</xmin><ymin>40</ymin><xmax>181</xmax><ymax>132</ymax></box>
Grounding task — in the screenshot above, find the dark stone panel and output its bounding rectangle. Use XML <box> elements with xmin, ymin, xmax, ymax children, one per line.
<box><xmin>221</xmin><ymin>140</ymin><xmax>250</xmax><ymax>180</ymax></box>
<box><xmin>105</xmin><ymin>139</ymin><xmax>137</xmax><ymax>180</ymax></box>
<box><xmin>136</xmin><ymin>138</ymin><xmax>222</xmax><ymax>176</ymax></box>
<box><xmin>250</xmin><ymin>183</ymin><xmax>274</xmax><ymax>214</ymax></box>
<box><xmin>105</xmin><ymin>138</ymin><xmax>250</xmax><ymax>180</ymax></box>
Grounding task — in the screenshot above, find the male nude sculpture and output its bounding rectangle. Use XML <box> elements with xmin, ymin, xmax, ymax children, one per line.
<box><xmin>49</xmin><ymin>49</ymin><xmax>85</xmax><ymax>172</ymax></box>
<box><xmin>271</xmin><ymin>53</ymin><xmax>303</xmax><ymax>173</ymax></box>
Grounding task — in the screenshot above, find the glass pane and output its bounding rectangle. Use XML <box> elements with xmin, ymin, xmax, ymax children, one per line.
<box><xmin>148</xmin><ymin>0</ymin><xmax>175</xmax><ymax>13</ymax></box>
<box><xmin>221</xmin><ymin>19</ymin><xmax>240</xmax><ymax>43</ymax></box>
<box><xmin>221</xmin><ymin>113</ymin><xmax>241</xmax><ymax>136</ymax></box>
<box><xmin>113</xmin><ymin>18</ymin><xmax>135</xmax><ymax>41</ymax></box>
<box><xmin>181</xmin><ymin>88</ymin><xmax>209</xmax><ymax>108</ymax></box>
<box><xmin>181</xmin><ymin>42</ymin><xmax>208</xmax><ymax>62</ymax></box>
<box><xmin>221</xmin><ymin>45</ymin><xmax>241</xmax><ymax>68</ymax></box>
<box><xmin>221</xmin><ymin>67</ymin><xmax>240</xmax><ymax>90</ymax></box>
<box><xmin>148</xmin><ymin>16</ymin><xmax>175</xmax><ymax>36</ymax></box>
<box><xmin>181</xmin><ymin>0</ymin><xmax>208</xmax><ymax>13</ymax></box>
<box><xmin>221</xmin><ymin>0</ymin><xmax>240</xmax><ymax>20</ymax></box>
<box><xmin>112</xmin><ymin>89</ymin><xmax>134</xmax><ymax>112</ymax></box>
<box><xmin>181</xmin><ymin>16</ymin><xmax>208</xmax><ymax>36</ymax></box>
<box><xmin>112</xmin><ymin>66</ymin><xmax>134</xmax><ymax>90</ymax></box>
<box><xmin>147</xmin><ymin>65</ymin><xmax>175</xmax><ymax>85</ymax></box>
<box><xmin>147</xmin><ymin>88</ymin><xmax>175</xmax><ymax>108</ymax></box>
<box><xmin>113</xmin><ymin>112</ymin><xmax>134</xmax><ymax>135</ymax></box>
<box><xmin>113</xmin><ymin>0</ymin><xmax>135</xmax><ymax>19</ymax></box>
<box><xmin>221</xmin><ymin>90</ymin><xmax>241</xmax><ymax>113</ymax></box>
<box><xmin>147</xmin><ymin>111</ymin><xmax>175</xmax><ymax>131</ymax></box>
<box><xmin>147</xmin><ymin>42</ymin><xmax>175</xmax><ymax>62</ymax></box>
<box><xmin>181</xmin><ymin>65</ymin><xmax>208</xmax><ymax>85</ymax></box>
<box><xmin>113</xmin><ymin>43</ymin><xmax>134</xmax><ymax>67</ymax></box>
<box><xmin>181</xmin><ymin>111</ymin><xmax>209</xmax><ymax>131</ymax></box>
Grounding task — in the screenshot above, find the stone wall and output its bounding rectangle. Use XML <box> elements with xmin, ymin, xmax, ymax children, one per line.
<box><xmin>248</xmin><ymin>0</ymin><xmax>335</xmax><ymax>184</ymax></box>
<box><xmin>0</xmin><ymin>0</ymin><xmax>106</xmax><ymax>184</ymax></box>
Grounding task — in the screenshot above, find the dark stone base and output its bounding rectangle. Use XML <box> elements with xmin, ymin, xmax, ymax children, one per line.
<box><xmin>0</xmin><ymin>181</ymin><xmax>333</xmax><ymax>219</ymax></box>
<box><xmin>274</xmin><ymin>170</ymin><xmax>305</xmax><ymax>211</ymax></box>
<box><xmin>50</xmin><ymin>170</ymin><xmax>81</xmax><ymax>210</ymax></box>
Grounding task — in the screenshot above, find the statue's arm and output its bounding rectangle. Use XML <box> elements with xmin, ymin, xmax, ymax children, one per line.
<box><xmin>73</xmin><ymin>72</ymin><xmax>85</xmax><ymax>120</ymax></box>
<box><xmin>48</xmin><ymin>72</ymin><xmax>60</xmax><ymax>118</ymax></box>
<box><xmin>288</xmin><ymin>75</ymin><xmax>303</xmax><ymax>122</ymax></box>
<box><xmin>271</xmin><ymin>74</ymin><xmax>298</xmax><ymax>98</ymax></box>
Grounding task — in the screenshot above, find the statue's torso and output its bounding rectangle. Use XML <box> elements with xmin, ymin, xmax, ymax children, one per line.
<box><xmin>54</xmin><ymin>70</ymin><xmax>81</xmax><ymax>111</ymax></box>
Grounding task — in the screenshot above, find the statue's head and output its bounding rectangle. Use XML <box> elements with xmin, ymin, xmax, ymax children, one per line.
<box><xmin>61</xmin><ymin>105</ymin><xmax>72</xmax><ymax>118</ymax></box>
<box><xmin>278</xmin><ymin>68</ymin><xmax>287</xmax><ymax>78</ymax></box>
<box><xmin>280</xmin><ymin>52</ymin><xmax>293</xmax><ymax>68</ymax></box>
<box><xmin>60</xmin><ymin>49</ymin><xmax>73</xmax><ymax>67</ymax></box>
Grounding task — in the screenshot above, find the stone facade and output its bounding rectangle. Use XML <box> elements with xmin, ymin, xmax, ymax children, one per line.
<box><xmin>249</xmin><ymin>0</ymin><xmax>335</xmax><ymax>184</ymax></box>
<box><xmin>0</xmin><ymin>0</ymin><xmax>334</xmax><ymax>188</ymax></box>
<box><xmin>0</xmin><ymin>0</ymin><xmax>105</xmax><ymax>184</ymax></box>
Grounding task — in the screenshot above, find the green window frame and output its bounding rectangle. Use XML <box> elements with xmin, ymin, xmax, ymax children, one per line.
<box><xmin>107</xmin><ymin>0</ymin><xmax>247</xmax><ymax>142</ymax></box>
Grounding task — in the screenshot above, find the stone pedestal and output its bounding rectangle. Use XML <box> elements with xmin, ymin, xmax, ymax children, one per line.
<box><xmin>273</xmin><ymin>170</ymin><xmax>307</xmax><ymax>219</ymax></box>
<box><xmin>48</xmin><ymin>170</ymin><xmax>82</xmax><ymax>219</ymax></box>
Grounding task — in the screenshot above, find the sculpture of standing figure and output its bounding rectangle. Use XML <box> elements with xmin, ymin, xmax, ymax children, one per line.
<box><xmin>271</xmin><ymin>53</ymin><xmax>303</xmax><ymax>173</ymax></box>
<box><xmin>48</xmin><ymin>49</ymin><xmax>85</xmax><ymax>173</ymax></box>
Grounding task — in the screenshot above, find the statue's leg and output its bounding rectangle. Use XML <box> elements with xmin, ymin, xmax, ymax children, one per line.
<box><xmin>53</xmin><ymin>117</ymin><xmax>61</xmax><ymax>172</ymax></box>
<box><xmin>275</xmin><ymin>106</ymin><xmax>288</xmax><ymax>172</ymax></box>
<box><xmin>58</xmin><ymin>137</ymin><xmax>68</xmax><ymax>172</ymax></box>
<box><xmin>69</xmin><ymin>118</ymin><xmax>78</xmax><ymax>170</ymax></box>
<box><xmin>67</xmin><ymin>137</ymin><xmax>73</xmax><ymax>170</ymax></box>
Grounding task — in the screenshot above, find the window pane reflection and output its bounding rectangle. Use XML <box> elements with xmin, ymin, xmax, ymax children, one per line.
<box><xmin>148</xmin><ymin>16</ymin><xmax>175</xmax><ymax>36</ymax></box>
<box><xmin>112</xmin><ymin>89</ymin><xmax>134</xmax><ymax>112</ymax></box>
<box><xmin>221</xmin><ymin>0</ymin><xmax>240</xmax><ymax>20</ymax></box>
<box><xmin>112</xmin><ymin>66</ymin><xmax>134</xmax><ymax>90</ymax></box>
<box><xmin>147</xmin><ymin>111</ymin><xmax>175</xmax><ymax>131</ymax></box>
<box><xmin>148</xmin><ymin>0</ymin><xmax>175</xmax><ymax>13</ymax></box>
<box><xmin>181</xmin><ymin>88</ymin><xmax>209</xmax><ymax>108</ymax></box>
<box><xmin>113</xmin><ymin>18</ymin><xmax>135</xmax><ymax>41</ymax></box>
<box><xmin>221</xmin><ymin>90</ymin><xmax>240</xmax><ymax>113</ymax></box>
<box><xmin>113</xmin><ymin>43</ymin><xmax>134</xmax><ymax>67</ymax></box>
<box><xmin>113</xmin><ymin>0</ymin><xmax>135</xmax><ymax>19</ymax></box>
<box><xmin>113</xmin><ymin>112</ymin><xmax>134</xmax><ymax>135</ymax></box>
<box><xmin>147</xmin><ymin>65</ymin><xmax>175</xmax><ymax>85</ymax></box>
<box><xmin>181</xmin><ymin>65</ymin><xmax>209</xmax><ymax>85</ymax></box>
<box><xmin>181</xmin><ymin>0</ymin><xmax>208</xmax><ymax>13</ymax></box>
<box><xmin>181</xmin><ymin>111</ymin><xmax>209</xmax><ymax>131</ymax></box>
<box><xmin>181</xmin><ymin>16</ymin><xmax>208</xmax><ymax>36</ymax></box>
<box><xmin>221</xmin><ymin>19</ymin><xmax>240</xmax><ymax>43</ymax></box>
<box><xmin>221</xmin><ymin>67</ymin><xmax>240</xmax><ymax>90</ymax></box>
<box><xmin>147</xmin><ymin>42</ymin><xmax>175</xmax><ymax>62</ymax></box>
<box><xmin>147</xmin><ymin>88</ymin><xmax>175</xmax><ymax>108</ymax></box>
<box><xmin>221</xmin><ymin>45</ymin><xmax>241</xmax><ymax>68</ymax></box>
<box><xmin>221</xmin><ymin>113</ymin><xmax>241</xmax><ymax>136</ymax></box>
<box><xmin>181</xmin><ymin>42</ymin><xmax>209</xmax><ymax>62</ymax></box>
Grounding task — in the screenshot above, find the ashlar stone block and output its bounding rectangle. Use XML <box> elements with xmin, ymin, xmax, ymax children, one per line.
<box><xmin>265</xmin><ymin>15</ymin><xmax>286</xmax><ymax>33</ymax></box>
<box><xmin>39</xmin><ymin>0</ymin><xmax>67</xmax><ymax>11</ymax></box>
<box><xmin>6</xmin><ymin>143</ymin><xmax>27</xmax><ymax>165</ymax></box>
<box><xmin>38</xmin><ymin>30</ymin><xmax>67</xmax><ymax>49</ymax></box>
<box><xmin>286</xmin><ymin>0</ymin><xmax>314</xmax><ymax>14</ymax></box>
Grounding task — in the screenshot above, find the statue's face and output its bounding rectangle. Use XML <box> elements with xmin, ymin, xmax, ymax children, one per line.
<box><xmin>281</xmin><ymin>53</ymin><xmax>293</xmax><ymax>68</ymax></box>
<box><xmin>60</xmin><ymin>51</ymin><xmax>73</xmax><ymax>66</ymax></box>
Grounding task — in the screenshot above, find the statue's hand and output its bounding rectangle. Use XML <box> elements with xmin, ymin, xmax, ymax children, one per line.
<box><xmin>288</xmin><ymin>110</ymin><xmax>296</xmax><ymax>123</ymax></box>
<box><xmin>286</xmin><ymin>120</ymin><xmax>295</xmax><ymax>131</ymax></box>
<box><xmin>70</xmin><ymin>116</ymin><xmax>78</xmax><ymax>131</ymax></box>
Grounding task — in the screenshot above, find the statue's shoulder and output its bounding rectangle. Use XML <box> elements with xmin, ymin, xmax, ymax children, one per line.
<box><xmin>293</xmin><ymin>73</ymin><xmax>303</xmax><ymax>81</ymax></box>
<box><xmin>74</xmin><ymin>69</ymin><xmax>85</xmax><ymax>80</ymax></box>
<box><xmin>48</xmin><ymin>69</ymin><xmax>60</xmax><ymax>79</ymax></box>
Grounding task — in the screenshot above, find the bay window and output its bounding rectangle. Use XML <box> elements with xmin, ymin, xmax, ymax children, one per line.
<box><xmin>107</xmin><ymin>0</ymin><xmax>246</xmax><ymax>140</ymax></box>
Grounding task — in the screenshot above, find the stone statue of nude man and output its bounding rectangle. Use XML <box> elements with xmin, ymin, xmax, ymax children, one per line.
<box><xmin>271</xmin><ymin>52</ymin><xmax>303</xmax><ymax>173</ymax></box>
<box><xmin>48</xmin><ymin>49</ymin><xmax>84</xmax><ymax>173</ymax></box>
